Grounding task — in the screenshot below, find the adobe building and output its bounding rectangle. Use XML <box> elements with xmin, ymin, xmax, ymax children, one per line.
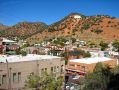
<box><xmin>0</xmin><ymin>54</ymin><xmax>65</xmax><ymax>90</ymax></box>
<box><xmin>66</xmin><ymin>57</ymin><xmax>117</xmax><ymax>75</ymax></box>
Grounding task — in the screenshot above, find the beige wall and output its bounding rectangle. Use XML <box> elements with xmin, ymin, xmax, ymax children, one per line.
<box><xmin>0</xmin><ymin>58</ymin><xmax>65</xmax><ymax>90</ymax></box>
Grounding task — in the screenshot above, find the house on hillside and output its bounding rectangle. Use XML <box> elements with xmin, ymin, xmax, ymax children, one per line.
<box><xmin>0</xmin><ymin>38</ymin><xmax>19</xmax><ymax>55</ymax></box>
<box><xmin>2</xmin><ymin>38</ymin><xmax>19</xmax><ymax>55</ymax></box>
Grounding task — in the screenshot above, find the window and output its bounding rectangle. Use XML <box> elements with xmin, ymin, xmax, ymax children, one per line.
<box><xmin>45</xmin><ymin>68</ymin><xmax>47</xmax><ymax>73</ymax></box>
<box><xmin>30</xmin><ymin>72</ymin><xmax>34</xmax><ymax>75</ymax></box>
<box><xmin>69</xmin><ymin>64</ymin><xmax>75</xmax><ymax>66</ymax></box>
<box><xmin>81</xmin><ymin>66</ymin><xmax>86</xmax><ymax>69</ymax></box>
<box><xmin>57</xmin><ymin>66</ymin><xmax>59</xmax><ymax>72</ymax></box>
<box><xmin>41</xmin><ymin>68</ymin><xmax>44</xmax><ymax>75</ymax></box>
<box><xmin>61</xmin><ymin>65</ymin><xmax>64</xmax><ymax>73</ymax></box>
<box><xmin>77</xmin><ymin>65</ymin><xmax>80</xmax><ymax>68</ymax></box>
<box><xmin>2</xmin><ymin>75</ymin><xmax>6</xmax><ymax>84</ymax></box>
<box><xmin>51</xmin><ymin>67</ymin><xmax>53</xmax><ymax>73</ymax></box>
<box><xmin>18</xmin><ymin>72</ymin><xmax>21</xmax><ymax>82</ymax></box>
<box><xmin>13</xmin><ymin>73</ymin><xmax>17</xmax><ymax>83</ymax></box>
<box><xmin>81</xmin><ymin>66</ymin><xmax>87</xmax><ymax>72</ymax></box>
<box><xmin>54</xmin><ymin>66</ymin><xmax>56</xmax><ymax>72</ymax></box>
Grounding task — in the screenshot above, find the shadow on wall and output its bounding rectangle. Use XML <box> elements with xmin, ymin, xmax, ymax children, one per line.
<box><xmin>107</xmin><ymin>74</ymin><xmax>119</xmax><ymax>90</ymax></box>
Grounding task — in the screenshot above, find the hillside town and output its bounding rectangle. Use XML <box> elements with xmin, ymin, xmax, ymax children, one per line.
<box><xmin>0</xmin><ymin>0</ymin><xmax>119</xmax><ymax>89</ymax></box>
<box><xmin>0</xmin><ymin>31</ymin><xmax>119</xmax><ymax>90</ymax></box>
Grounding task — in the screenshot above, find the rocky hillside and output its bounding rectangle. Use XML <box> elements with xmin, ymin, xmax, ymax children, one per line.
<box><xmin>26</xmin><ymin>13</ymin><xmax>119</xmax><ymax>44</ymax></box>
<box><xmin>0</xmin><ymin>23</ymin><xmax>9</xmax><ymax>30</ymax></box>
<box><xmin>0</xmin><ymin>13</ymin><xmax>119</xmax><ymax>44</ymax></box>
<box><xmin>0</xmin><ymin>22</ymin><xmax>48</xmax><ymax>39</ymax></box>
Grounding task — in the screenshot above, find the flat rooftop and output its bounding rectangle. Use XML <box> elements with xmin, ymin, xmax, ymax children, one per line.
<box><xmin>0</xmin><ymin>54</ymin><xmax>61</xmax><ymax>63</ymax></box>
<box><xmin>69</xmin><ymin>57</ymin><xmax>115</xmax><ymax>64</ymax></box>
<box><xmin>2</xmin><ymin>38</ymin><xmax>16</xmax><ymax>43</ymax></box>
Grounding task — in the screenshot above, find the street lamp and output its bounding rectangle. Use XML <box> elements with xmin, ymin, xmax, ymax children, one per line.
<box><xmin>9</xmin><ymin>68</ymin><xmax>12</xmax><ymax>90</ymax></box>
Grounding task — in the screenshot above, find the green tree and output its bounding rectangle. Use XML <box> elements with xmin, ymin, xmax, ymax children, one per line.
<box><xmin>83</xmin><ymin>62</ymin><xmax>112</xmax><ymax>90</ymax></box>
<box><xmin>83</xmin><ymin>51</ymin><xmax>91</xmax><ymax>58</ymax></box>
<box><xmin>111</xmin><ymin>65</ymin><xmax>119</xmax><ymax>75</ymax></box>
<box><xmin>16</xmin><ymin>49</ymin><xmax>21</xmax><ymax>55</ymax></box>
<box><xmin>16</xmin><ymin>50</ymin><xmax>27</xmax><ymax>56</ymax></box>
<box><xmin>25</xmin><ymin>74</ymin><xmax>40</xmax><ymax>89</ymax></box>
<box><xmin>112</xmin><ymin>40</ymin><xmax>119</xmax><ymax>52</ymax></box>
<box><xmin>52</xmin><ymin>37</ymin><xmax>66</xmax><ymax>46</ymax></box>
<box><xmin>20</xmin><ymin>50</ymin><xmax>27</xmax><ymax>56</ymax></box>
<box><xmin>25</xmin><ymin>73</ymin><xmax>63</xmax><ymax>90</ymax></box>
<box><xmin>107</xmin><ymin>65</ymin><xmax>119</xmax><ymax>90</ymax></box>
<box><xmin>21</xmin><ymin>43</ymin><xmax>30</xmax><ymax>48</ymax></box>
<box><xmin>89</xmin><ymin>42</ymin><xmax>96</xmax><ymax>48</ymax></box>
<box><xmin>71</xmin><ymin>37</ymin><xmax>76</xmax><ymax>43</ymax></box>
<box><xmin>93</xmin><ymin>29</ymin><xmax>103</xmax><ymax>34</ymax></box>
<box><xmin>99</xmin><ymin>41</ymin><xmax>108</xmax><ymax>51</ymax></box>
<box><xmin>41</xmin><ymin>73</ymin><xmax>56</xmax><ymax>90</ymax></box>
<box><xmin>56</xmin><ymin>76</ymin><xmax>64</xmax><ymax>90</ymax></box>
<box><xmin>81</xmin><ymin>24</ymin><xmax>90</xmax><ymax>30</ymax></box>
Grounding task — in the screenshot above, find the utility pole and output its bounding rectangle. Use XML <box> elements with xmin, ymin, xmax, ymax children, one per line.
<box><xmin>9</xmin><ymin>68</ymin><xmax>12</xmax><ymax>90</ymax></box>
<box><xmin>36</xmin><ymin>60</ymin><xmax>39</xmax><ymax>76</ymax></box>
<box><xmin>6</xmin><ymin>59</ymin><xmax>9</xmax><ymax>90</ymax></box>
<box><xmin>6</xmin><ymin>59</ymin><xmax>11</xmax><ymax>90</ymax></box>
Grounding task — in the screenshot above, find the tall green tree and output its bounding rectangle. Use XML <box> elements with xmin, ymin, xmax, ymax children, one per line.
<box><xmin>112</xmin><ymin>40</ymin><xmax>119</xmax><ymax>52</ymax></box>
<box><xmin>83</xmin><ymin>62</ymin><xmax>112</xmax><ymax>90</ymax></box>
<box><xmin>107</xmin><ymin>65</ymin><xmax>119</xmax><ymax>90</ymax></box>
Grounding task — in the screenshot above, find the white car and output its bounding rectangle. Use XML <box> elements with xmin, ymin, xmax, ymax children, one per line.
<box><xmin>66</xmin><ymin>85</ymin><xmax>70</xmax><ymax>90</ymax></box>
<box><xmin>72</xmin><ymin>75</ymin><xmax>80</xmax><ymax>80</ymax></box>
<box><xmin>70</xmin><ymin>86</ymin><xmax>75</xmax><ymax>90</ymax></box>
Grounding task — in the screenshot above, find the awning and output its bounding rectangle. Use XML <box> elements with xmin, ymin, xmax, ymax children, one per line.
<box><xmin>66</xmin><ymin>68</ymin><xmax>86</xmax><ymax>74</ymax></box>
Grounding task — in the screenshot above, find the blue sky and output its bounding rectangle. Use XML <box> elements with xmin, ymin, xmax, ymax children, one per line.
<box><xmin>0</xmin><ymin>0</ymin><xmax>119</xmax><ymax>26</ymax></box>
